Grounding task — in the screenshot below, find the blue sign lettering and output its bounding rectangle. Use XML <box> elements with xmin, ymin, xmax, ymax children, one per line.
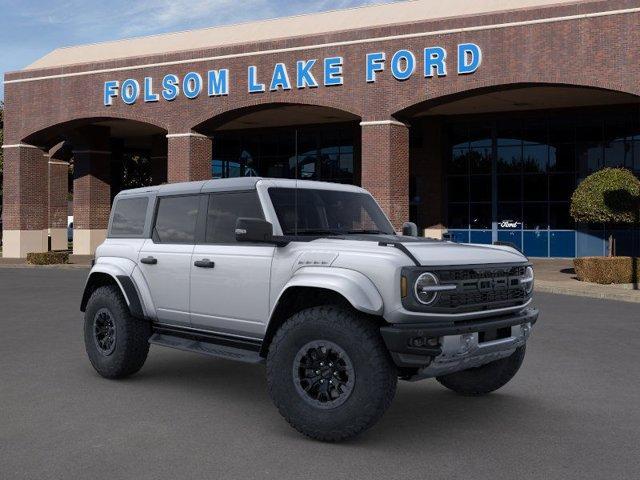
<box><xmin>183</xmin><ymin>72</ymin><xmax>203</xmax><ymax>99</ymax></box>
<box><xmin>121</xmin><ymin>79</ymin><xmax>140</xmax><ymax>105</ymax></box>
<box><xmin>457</xmin><ymin>43</ymin><xmax>482</xmax><ymax>74</ymax></box>
<box><xmin>296</xmin><ymin>60</ymin><xmax>318</xmax><ymax>89</ymax></box>
<box><xmin>162</xmin><ymin>74</ymin><xmax>179</xmax><ymax>101</ymax></box>
<box><xmin>102</xmin><ymin>44</ymin><xmax>482</xmax><ymax>106</ymax></box>
<box><xmin>270</xmin><ymin>63</ymin><xmax>292</xmax><ymax>91</ymax></box>
<box><xmin>323</xmin><ymin>57</ymin><xmax>343</xmax><ymax>86</ymax></box>
<box><xmin>144</xmin><ymin>77</ymin><xmax>159</xmax><ymax>102</ymax></box>
<box><xmin>365</xmin><ymin>52</ymin><xmax>385</xmax><ymax>83</ymax></box>
<box><xmin>208</xmin><ymin>69</ymin><xmax>229</xmax><ymax>96</ymax></box>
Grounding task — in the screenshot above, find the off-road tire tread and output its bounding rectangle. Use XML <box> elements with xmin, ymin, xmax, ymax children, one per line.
<box><xmin>436</xmin><ymin>345</ymin><xmax>526</xmax><ymax>396</ymax></box>
<box><xmin>84</xmin><ymin>285</ymin><xmax>150</xmax><ymax>379</ymax></box>
<box><xmin>266</xmin><ymin>305</ymin><xmax>397</xmax><ymax>442</ymax></box>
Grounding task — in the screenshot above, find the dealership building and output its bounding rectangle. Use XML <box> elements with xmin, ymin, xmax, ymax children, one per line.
<box><xmin>3</xmin><ymin>0</ymin><xmax>640</xmax><ymax>257</ymax></box>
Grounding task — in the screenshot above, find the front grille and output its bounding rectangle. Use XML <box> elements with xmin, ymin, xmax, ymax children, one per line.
<box><xmin>437</xmin><ymin>265</ymin><xmax>526</xmax><ymax>282</ymax></box>
<box><xmin>402</xmin><ymin>263</ymin><xmax>531</xmax><ymax>315</ymax></box>
<box><xmin>439</xmin><ymin>286</ymin><xmax>526</xmax><ymax>309</ymax></box>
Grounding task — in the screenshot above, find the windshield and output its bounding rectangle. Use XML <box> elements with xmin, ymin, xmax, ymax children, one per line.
<box><xmin>268</xmin><ymin>188</ymin><xmax>395</xmax><ymax>236</ymax></box>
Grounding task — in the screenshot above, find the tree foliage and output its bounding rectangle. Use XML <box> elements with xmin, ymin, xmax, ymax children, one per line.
<box><xmin>570</xmin><ymin>168</ymin><xmax>640</xmax><ymax>224</ymax></box>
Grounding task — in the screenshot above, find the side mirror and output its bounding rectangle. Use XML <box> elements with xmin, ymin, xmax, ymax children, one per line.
<box><xmin>402</xmin><ymin>222</ymin><xmax>418</xmax><ymax>237</ymax></box>
<box><xmin>235</xmin><ymin>217</ymin><xmax>275</xmax><ymax>244</ymax></box>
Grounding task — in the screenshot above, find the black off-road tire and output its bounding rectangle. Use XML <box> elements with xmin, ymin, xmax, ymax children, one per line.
<box><xmin>436</xmin><ymin>345</ymin><xmax>526</xmax><ymax>396</ymax></box>
<box><xmin>266</xmin><ymin>306</ymin><xmax>397</xmax><ymax>442</ymax></box>
<box><xmin>84</xmin><ymin>285</ymin><xmax>151</xmax><ymax>379</ymax></box>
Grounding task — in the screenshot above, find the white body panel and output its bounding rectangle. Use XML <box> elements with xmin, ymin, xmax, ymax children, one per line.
<box><xmin>137</xmin><ymin>239</ymin><xmax>194</xmax><ymax>325</ymax></box>
<box><xmin>190</xmin><ymin>244</ymin><xmax>275</xmax><ymax>337</ymax></box>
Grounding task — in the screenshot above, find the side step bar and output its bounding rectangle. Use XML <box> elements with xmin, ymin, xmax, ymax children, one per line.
<box><xmin>149</xmin><ymin>324</ymin><xmax>264</xmax><ymax>364</ymax></box>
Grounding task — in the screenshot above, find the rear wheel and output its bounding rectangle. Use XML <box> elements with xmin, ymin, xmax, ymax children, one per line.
<box><xmin>266</xmin><ymin>306</ymin><xmax>397</xmax><ymax>442</ymax></box>
<box><xmin>436</xmin><ymin>345</ymin><xmax>526</xmax><ymax>396</ymax></box>
<box><xmin>84</xmin><ymin>285</ymin><xmax>151</xmax><ymax>379</ymax></box>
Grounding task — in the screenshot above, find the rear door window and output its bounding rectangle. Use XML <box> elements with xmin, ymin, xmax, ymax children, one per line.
<box><xmin>109</xmin><ymin>197</ymin><xmax>149</xmax><ymax>237</ymax></box>
<box><xmin>153</xmin><ymin>195</ymin><xmax>200</xmax><ymax>244</ymax></box>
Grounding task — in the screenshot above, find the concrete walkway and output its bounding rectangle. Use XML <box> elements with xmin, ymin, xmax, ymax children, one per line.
<box><xmin>532</xmin><ymin>258</ymin><xmax>640</xmax><ymax>303</ymax></box>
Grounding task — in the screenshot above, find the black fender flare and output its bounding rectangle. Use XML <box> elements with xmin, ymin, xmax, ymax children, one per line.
<box><xmin>80</xmin><ymin>272</ymin><xmax>145</xmax><ymax>319</ymax></box>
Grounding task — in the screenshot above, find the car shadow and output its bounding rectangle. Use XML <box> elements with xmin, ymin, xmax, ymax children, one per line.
<box><xmin>106</xmin><ymin>350</ymin><xmax>555</xmax><ymax>447</ymax></box>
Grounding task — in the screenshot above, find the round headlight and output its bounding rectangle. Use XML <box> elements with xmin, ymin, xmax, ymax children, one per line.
<box><xmin>414</xmin><ymin>272</ymin><xmax>440</xmax><ymax>305</ymax></box>
<box><xmin>523</xmin><ymin>266</ymin><xmax>534</xmax><ymax>295</ymax></box>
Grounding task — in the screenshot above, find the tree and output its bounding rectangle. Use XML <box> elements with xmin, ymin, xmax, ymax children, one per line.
<box><xmin>570</xmin><ymin>167</ymin><xmax>640</xmax><ymax>256</ymax></box>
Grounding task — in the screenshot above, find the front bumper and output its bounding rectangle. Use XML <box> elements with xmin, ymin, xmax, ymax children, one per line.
<box><xmin>380</xmin><ymin>308</ymin><xmax>538</xmax><ymax>379</ymax></box>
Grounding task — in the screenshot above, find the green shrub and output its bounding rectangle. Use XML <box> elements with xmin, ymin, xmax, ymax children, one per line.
<box><xmin>573</xmin><ymin>256</ymin><xmax>640</xmax><ymax>284</ymax></box>
<box><xmin>27</xmin><ymin>251</ymin><xmax>69</xmax><ymax>265</ymax></box>
<box><xmin>570</xmin><ymin>168</ymin><xmax>640</xmax><ymax>224</ymax></box>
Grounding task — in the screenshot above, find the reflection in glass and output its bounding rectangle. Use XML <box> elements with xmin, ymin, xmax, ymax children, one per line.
<box><xmin>497</xmin><ymin>145</ymin><xmax>522</xmax><ymax>173</ymax></box>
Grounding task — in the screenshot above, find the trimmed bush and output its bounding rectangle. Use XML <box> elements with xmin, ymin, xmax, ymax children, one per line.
<box><xmin>570</xmin><ymin>168</ymin><xmax>640</xmax><ymax>224</ymax></box>
<box><xmin>573</xmin><ymin>256</ymin><xmax>640</xmax><ymax>284</ymax></box>
<box><xmin>27</xmin><ymin>251</ymin><xmax>69</xmax><ymax>265</ymax></box>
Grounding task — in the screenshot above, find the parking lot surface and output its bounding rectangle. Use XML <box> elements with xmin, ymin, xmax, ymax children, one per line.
<box><xmin>1</xmin><ymin>267</ymin><xmax>639</xmax><ymax>480</ymax></box>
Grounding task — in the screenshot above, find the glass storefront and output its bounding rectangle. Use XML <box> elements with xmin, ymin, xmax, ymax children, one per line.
<box><xmin>210</xmin><ymin>122</ymin><xmax>359</xmax><ymax>185</ymax></box>
<box><xmin>445</xmin><ymin>106</ymin><xmax>640</xmax><ymax>257</ymax></box>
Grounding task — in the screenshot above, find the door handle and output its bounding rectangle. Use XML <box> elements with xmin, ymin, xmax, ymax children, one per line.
<box><xmin>140</xmin><ymin>256</ymin><xmax>158</xmax><ymax>265</ymax></box>
<box><xmin>194</xmin><ymin>259</ymin><xmax>215</xmax><ymax>268</ymax></box>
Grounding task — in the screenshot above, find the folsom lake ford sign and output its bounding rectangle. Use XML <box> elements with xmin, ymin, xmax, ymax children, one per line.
<box><xmin>103</xmin><ymin>43</ymin><xmax>482</xmax><ymax>106</ymax></box>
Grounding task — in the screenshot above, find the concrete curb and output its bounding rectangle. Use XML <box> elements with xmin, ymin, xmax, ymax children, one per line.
<box><xmin>535</xmin><ymin>280</ymin><xmax>640</xmax><ymax>303</ymax></box>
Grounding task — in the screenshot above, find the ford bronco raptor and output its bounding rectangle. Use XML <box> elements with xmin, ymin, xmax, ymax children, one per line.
<box><xmin>81</xmin><ymin>178</ymin><xmax>537</xmax><ymax>441</ymax></box>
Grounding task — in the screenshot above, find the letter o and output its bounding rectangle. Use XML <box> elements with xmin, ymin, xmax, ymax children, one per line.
<box><xmin>183</xmin><ymin>72</ymin><xmax>203</xmax><ymax>99</ymax></box>
<box><xmin>121</xmin><ymin>79</ymin><xmax>140</xmax><ymax>105</ymax></box>
<box><xmin>390</xmin><ymin>50</ymin><xmax>416</xmax><ymax>81</ymax></box>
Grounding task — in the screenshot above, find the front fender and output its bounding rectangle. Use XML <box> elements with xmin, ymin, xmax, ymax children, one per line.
<box><xmin>275</xmin><ymin>267</ymin><xmax>384</xmax><ymax>315</ymax></box>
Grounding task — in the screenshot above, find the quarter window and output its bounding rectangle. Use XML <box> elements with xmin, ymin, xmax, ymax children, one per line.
<box><xmin>153</xmin><ymin>195</ymin><xmax>200</xmax><ymax>244</ymax></box>
<box><xmin>205</xmin><ymin>192</ymin><xmax>264</xmax><ymax>243</ymax></box>
<box><xmin>109</xmin><ymin>197</ymin><xmax>149</xmax><ymax>237</ymax></box>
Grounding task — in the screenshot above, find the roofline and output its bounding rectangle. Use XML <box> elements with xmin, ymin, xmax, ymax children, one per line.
<box><xmin>5</xmin><ymin>0</ymin><xmax>606</xmax><ymax>76</ymax></box>
<box><xmin>33</xmin><ymin>0</ymin><xmax>405</xmax><ymax>56</ymax></box>
<box><xmin>115</xmin><ymin>178</ymin><xmax>367</xmax><ymax>198</ymax></box>
<box><xmin>6</xmin><ymin>2</ymin><xmax>634</xmax><ymax>84</ymax></box>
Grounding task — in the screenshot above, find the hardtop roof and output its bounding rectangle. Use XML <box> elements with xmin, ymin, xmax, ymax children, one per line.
<box><xmin>115</xmin><ymin>178</ymin><xmax>367</xmax><ymax>198</ymax></box>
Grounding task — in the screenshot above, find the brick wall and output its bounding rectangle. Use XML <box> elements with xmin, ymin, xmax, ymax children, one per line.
<box><xmin>2</xmin><ymin>0</ymin><xmax>640</xmax><ymax>237</ymax></box>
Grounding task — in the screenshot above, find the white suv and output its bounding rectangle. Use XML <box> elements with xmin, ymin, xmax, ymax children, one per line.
<box><xmin>81</xmin><ymin>178</ymin><xmax>538</xmax><ymax>441</ymax></box>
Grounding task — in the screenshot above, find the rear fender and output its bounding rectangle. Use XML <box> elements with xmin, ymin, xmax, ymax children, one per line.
<box><xmin>80</xmin><ymin>260</ymin><xmax>147</xmax><ymax>319</ymax></box>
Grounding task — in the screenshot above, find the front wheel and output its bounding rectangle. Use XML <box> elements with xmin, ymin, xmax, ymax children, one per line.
<box><xmin>436</xmin><ymin>345</ymin><xmax>526</xmax><ymax>396</ymax></box>
<box><xmin>266</xmin><ymin>306</ymin><xmax>397</xmax><ymax>442</ymax></box>
<box><xmin>84</xmin><ymin>285</ymin><xmax>151</xmax><ymax>379</ymax></box>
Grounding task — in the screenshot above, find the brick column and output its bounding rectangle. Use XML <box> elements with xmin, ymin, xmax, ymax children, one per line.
<box><xmin>1</xmin><ymin>144</ymin><xmax>49</xmax><ymax>258</ymax></box>
<box><xmin>151</xmin><ymin>134</ymin><xmax>168</xmax><ymax>184</ymax></box>
<box><xmin>166</xmin><ymin>132</ymin><xmax>212</xmax><ymax>183</ymax></box>
<box><xmin>72</xmin><ymin>149</ymin><xmax>111</xmax><ymax>255</ymax></box>
<box><xmin>48</xmin><ymin>155</ymin><xmax>69</xmax><ymax>251</ymax></box>
<box><xmin>360</xmin><ymin>120</ymin><xmax>410</xmax><ymax>231</ymax></box>
<box><xmin>411</xmin><ymin>119</ymin><xmax>445</xmax><ymax>238</ymax></box>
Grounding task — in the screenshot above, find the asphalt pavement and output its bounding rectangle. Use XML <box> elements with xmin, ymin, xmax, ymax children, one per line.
<box><xmin>1</xmin><ymin>267</ymin><xmax>639</xmax><ymax>480</ymax></box>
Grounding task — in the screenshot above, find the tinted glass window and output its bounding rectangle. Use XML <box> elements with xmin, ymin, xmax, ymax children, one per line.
<box><xmin>154</xmin><ymin>195</ymin><xmax>200</xmax><ymax>244</ymax></box>
<box><xmin>269</xmin><ymin>188</ymin><xmax>395</xmax><ymax>235</ymax></box>
<box><xmin>109</xmin><ymin>197</ymin><xmax>148</xmax><ymax>237</ymax></box>
<box><xmin>205</xmin><ymin>192</ymin><xmax>264</xmax><ymax>243</ymax></box>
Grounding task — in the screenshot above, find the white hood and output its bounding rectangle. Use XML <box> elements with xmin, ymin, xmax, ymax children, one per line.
<box><xmin>402</xmin><ymin>241</ymin><xmax>527</xmax><ymax>266</ymax></box>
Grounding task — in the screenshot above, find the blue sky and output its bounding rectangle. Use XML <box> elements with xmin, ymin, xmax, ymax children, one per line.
<box><xmin>0</xmin><ymin>0</ymin><xmax>392</xmax><ymax>100</ymax></box>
